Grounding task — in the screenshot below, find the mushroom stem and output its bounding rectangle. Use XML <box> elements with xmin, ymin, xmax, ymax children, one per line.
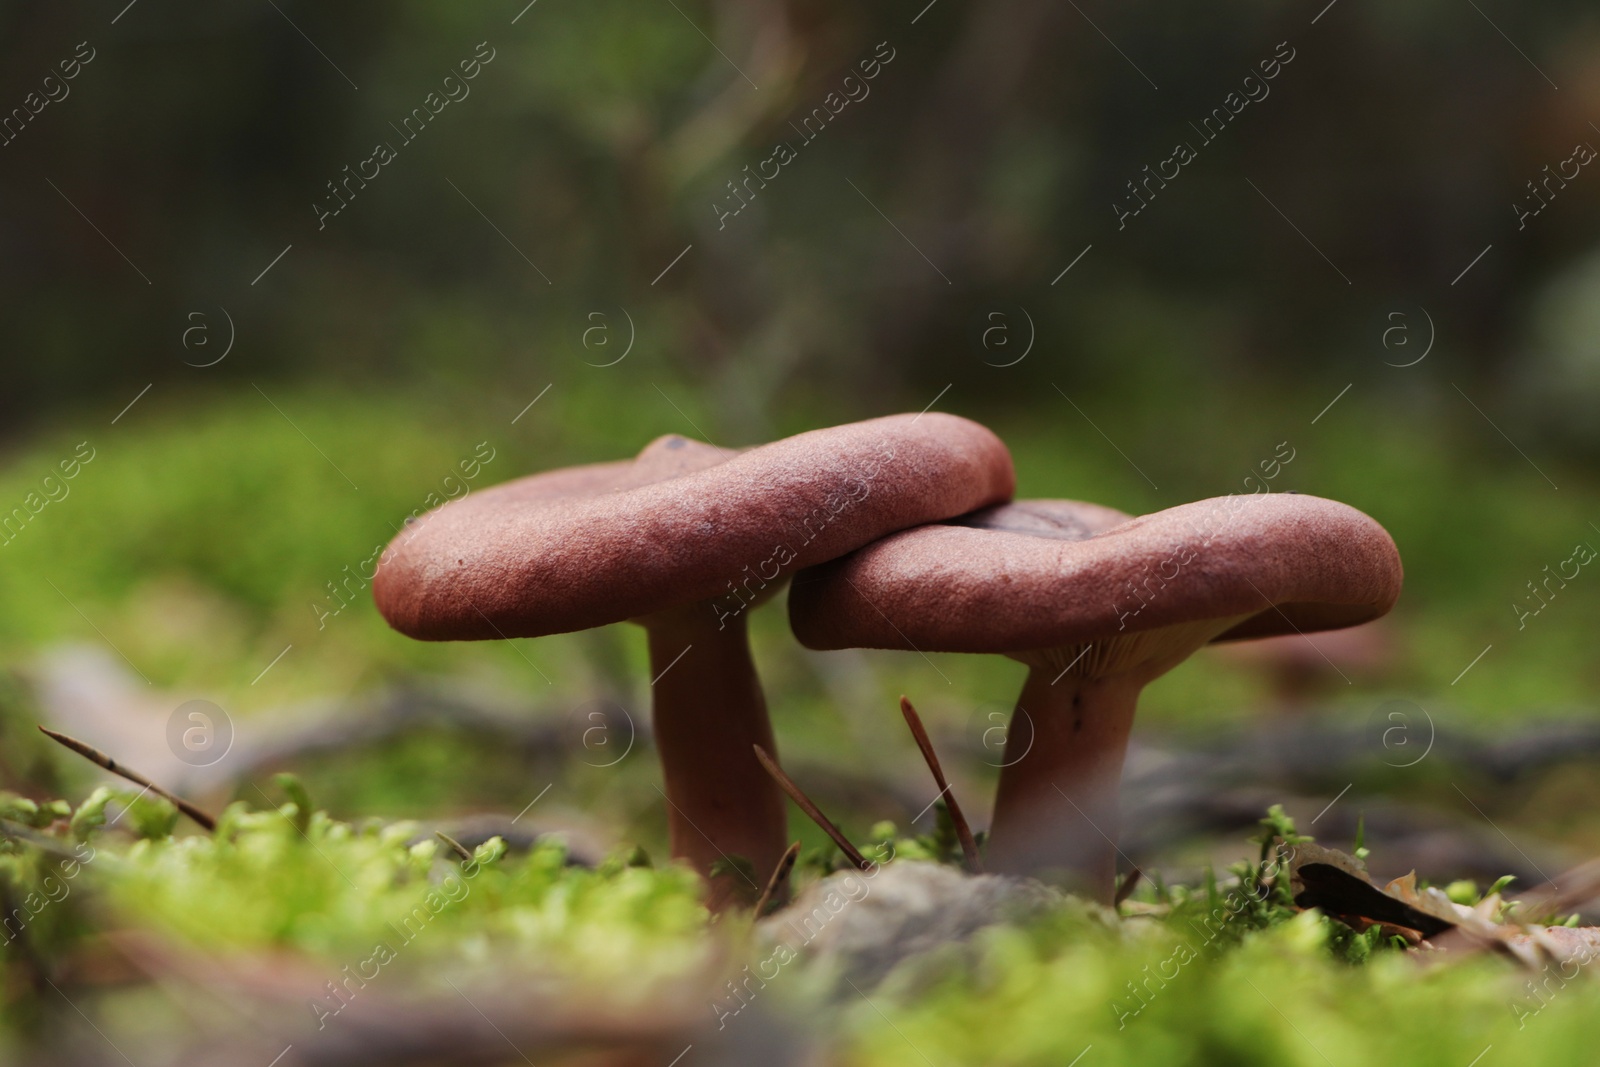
<box><xmin>984</xmin><ymin>665</ymin><xmax>1143</xmax><ymax>901</ymax></box>
<box><xmin>643</xmin><ymin>606</ymin><xmax>788</xmax><ymax>911</ymax></box>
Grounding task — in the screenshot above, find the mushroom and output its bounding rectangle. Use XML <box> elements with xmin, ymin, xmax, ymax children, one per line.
<box><xmin>788</xmin><ymin>494</ymin><xmax>1403</xmax><ymax>900</ymax></box>
<box><xmin>373</xmin><ymin>414</ymin><xmax>1014</xmax><ymax>907</ymax></box>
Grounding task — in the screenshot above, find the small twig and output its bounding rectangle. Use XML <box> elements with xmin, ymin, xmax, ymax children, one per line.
<box><xmin>753</xmin><ymin>745</ymin><xmax>872</xmax><ymax>872</ymax></box>
<box><xmin>899</xmin><ymin>695</ymin><xmax>983</xmax><ymax>873</ymax></box>
<box><xmin>753</xmin><ymin>840</ymin><xmax>802</xmax><ymax>918</ymax></box>
<box><xmin>1113</xmin><ymin>866</ymin><xmax>1144</xmax><ymax>909</ymax></box>
<box><xmin>37</xmin><ymin>726</ymin><xmax>217</xmax><ymax>831</ymax></box>
<box><xmin>434</xmin><ymin>830</ymin><xmax>474</xmax><ymax>862</ymax></box>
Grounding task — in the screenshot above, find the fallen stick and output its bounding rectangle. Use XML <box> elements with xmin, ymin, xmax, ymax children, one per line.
<box><xmin>753</xmin><ymin>745</ymin><xmax>872</xmax><ymax>872</ymax></box>
<box><xmin>753</xmin><ymin>840</ymin><xmax>802</xmax><ymax>918</ymax></box>
<box><xmin>434</xmin><ymin>830</ymin><xmax>474</xmax><ymax>862</ymax></box>
<box><xmin>1113</xmin><ymin>866</ymin><xmax>1144</xmax><ymax>908</ymax></box>
<box><xmin>899</xmin><ymin>695</ymin><xmax>982</xmax><ymax>872</ymax></box>
<box><xmin>37</xmin><ymin>726</ymin><xmax>217</xmax><ymax>832</ymax></box>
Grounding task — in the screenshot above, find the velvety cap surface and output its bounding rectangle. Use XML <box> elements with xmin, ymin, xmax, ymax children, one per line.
<box><xmin>788</xmin><ymin>493</ymin><xmax>1403</xmax><ymax>655</ymax></box>
<box><xmin>374</xmin><ymin>413</ymin><xmax>1015</xmax><ymax>640</ymax></box>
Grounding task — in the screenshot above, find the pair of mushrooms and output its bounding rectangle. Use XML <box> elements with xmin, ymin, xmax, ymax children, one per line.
<box><xmin>373</xmin><ymin>414</ymin><xmax>1401</xmax><ymax>907</ymax></box>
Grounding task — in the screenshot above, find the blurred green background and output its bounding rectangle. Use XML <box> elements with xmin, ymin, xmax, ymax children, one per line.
<box><xmin>4</xmin><ymin>0</ymin><xmax>1600</xmax><ymax>879</ymax></box>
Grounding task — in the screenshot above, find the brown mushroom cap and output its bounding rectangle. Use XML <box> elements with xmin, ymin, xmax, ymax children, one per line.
<box><xmin>374</xmin><ymin>413</ymin><xmax>1015</xmax><ymax>641</ymax></box>
<box><xmin>789</xmin><ymin>493</ymin><xmax>1403</xmax><ymax>657</ymax></box>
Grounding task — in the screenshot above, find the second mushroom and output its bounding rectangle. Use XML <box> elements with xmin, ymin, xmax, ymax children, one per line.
<box><xmin>789</xmin><ymin>494</ymin><xmax>1403</xmax><ymax>901</ymax></box>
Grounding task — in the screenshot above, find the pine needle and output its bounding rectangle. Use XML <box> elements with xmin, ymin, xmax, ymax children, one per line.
<box><xmin>1114</xmin><ymin>866</ymin><xmax>1144</xmax><ymax>908</ymax></box>
<box><xmin>434</xmin><ymin>830</ymin><xmax>474</xmax><ymax>862</ymax></box>
<box><xmin>753</xmin><ymin>745</ymin><xmax>872</xmax><ymax>872</ymax></box>
<box><xmin>899</xmin><ymin>695</ymin><xmax>982</xmax><ymax>872</ymax></box>
<box><xmin>753</xmin><ymin>840</ymin><xmax>802</xmax><ymax>917</ymax></box>
<box><xmin>37</xmin><ymin>726</ymin><xmax>217</xmax><ymax>832</ymax></box>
